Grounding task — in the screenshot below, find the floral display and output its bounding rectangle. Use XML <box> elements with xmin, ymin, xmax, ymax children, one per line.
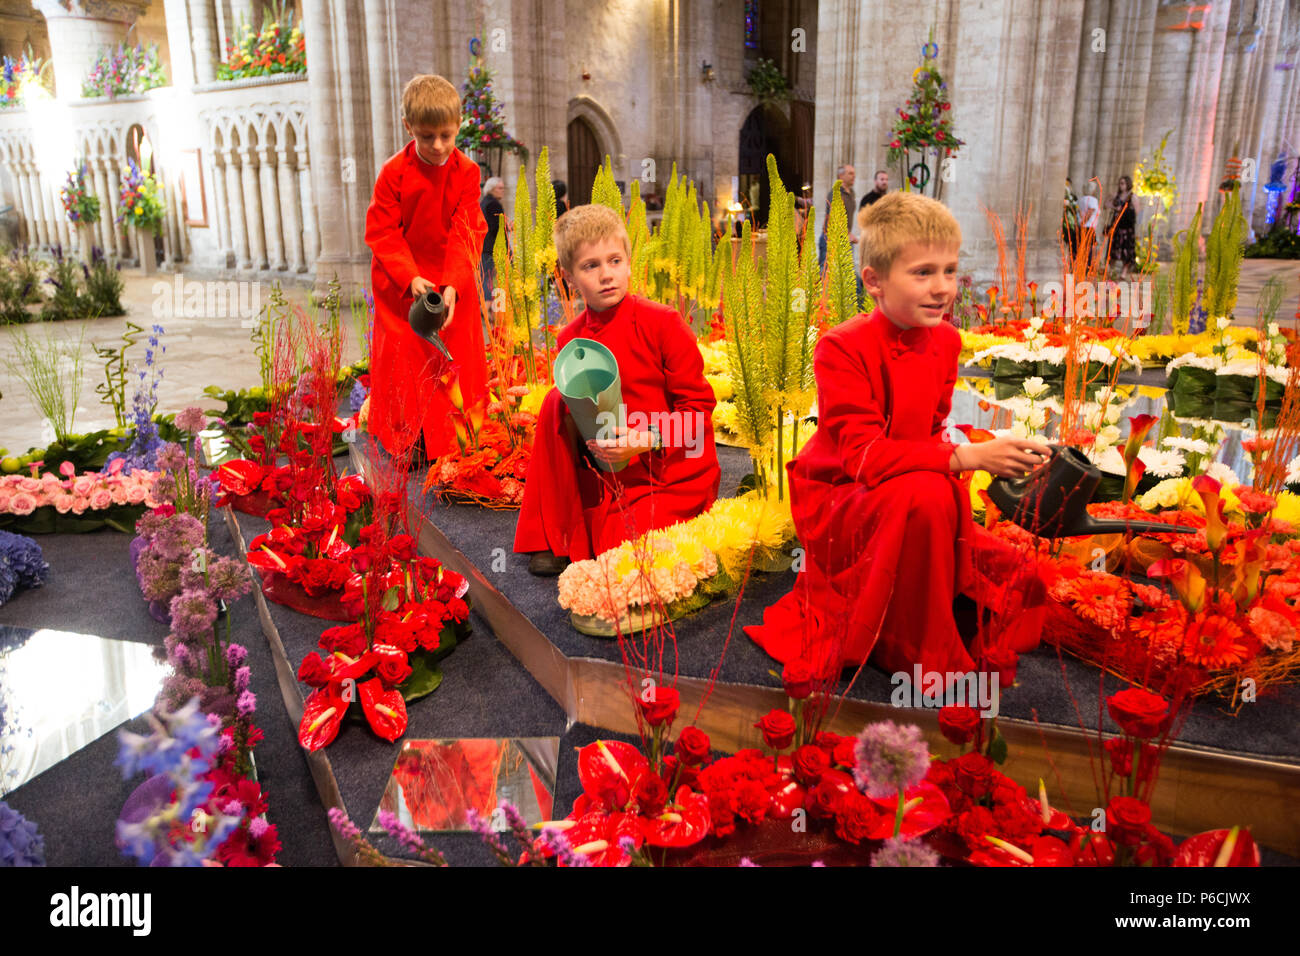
<box><xmin>457</xmin><ymin>61</ymin><xmax>527</xmax><ymax>161</ymax></box>
<box><xmin>116</xmin><ymin>158</ymin><xmax>166</xmax><ymax>232</ymax></box>
<box><xmin>887</xmin><ymin>38</ymin><xmax>963</xmax><ymax>194</ymax></box>
<box><xmin>59</xmin><ymin>163</ymin><xmax>100</xmax><ymax>225</ymax></box>
<box><xmin>217</xmin><ymin>1</ymin><xmax>306</xmax><ymax>80</ymax></box>
<box><xmin>0</xmin><ymin>800</ymin><xmax>44</xmax><ymax>866</ymax></box>
<box><xmin>0</xmin><ymin>529</ymin><xmax>48</xmax><ymax>607</ymax></box>
<box><xmin>0</xmin><ymin>51</ymin><xmax>46</xmax><ymax>109</ymax></box>
<box><xmin>80</xmin><ymin>42</ymin><xmax>167</xmax><ymax>99</ymax></box>
<box><xmin>0</xmin><ymin>459</ymin><xmax>159</xmax><ymax>534</ymax></box>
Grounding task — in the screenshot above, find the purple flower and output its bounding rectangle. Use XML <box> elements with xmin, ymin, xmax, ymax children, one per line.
<box><xmin>378</xmin><ymin>809</ymin><xmax>426</xmax><ymax>855</ymax></box>
<box><xmin>248</xmin><ymin>817</ymin><xmax>270</xmax><ymax>840</ymax></box>
<box><xmin>156</xmin><ymin>442</ymin><xmax>187</xmax><ymax>473</ymax></box>
<box><xmin>853</xmin><ymin>720</ymin><xmax>931</xmax><ymax>798</ymax></box>
<box><xmin>234</xmin><ymin>666</ymin><xmax>251</xmax><ymax>693</ymax></box>
<box><xmin>208</xmin><ymin>556</ymin><xmax>251</xmax><ymax>603</ymax></box>
<box><xmin>871</xmin><ymin>835</ymin><xmax>940</xmax><ymax>867</ymax></box>
<box><xmin>235</xmin><ymin>690</ymin><xmax>256</xmax><ymax>717</ymax></box>
<box><xmin>739</xmin><ymin>857</ymin><xmax>760</xmax><ymax>867</ymax></box>
<box><xmin>0</xmin><ymin>800</ymin><xmax>45</xmax><ymax>866</ymax></box>
<box><xmin>225</xmin><ymin>643</ymin><xmax>248</xmax><ymax>668</ymax></box>
<box><xmin>169</xmin><ymin>589</ymin><xmax>217</xmax><ymax>637</ymax></box>
<box><xmin>176</xmin><ymin>406</ymin><xmax>206</xmax><ymax>435</ymax></box>
<box><xmin>327</xmin><ymin>807</ymin><xmax>361</xmax><ymax>842</ymax></box>
<box><xmin>536</xmin><ymin>826</ymin><xmax>590</xmax><ymax>867</ymax></box>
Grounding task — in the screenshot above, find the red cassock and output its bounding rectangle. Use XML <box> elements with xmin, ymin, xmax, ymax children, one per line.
<box><xmin>746</xmin><ymin>309</ymin><xmax>1042</xmax><ymax>678</ymax></box>
<box><xmin>513</xmin><ymin>294</ymin><xmax>721</xmax><ymax>561</ymax></box>
<box><xmin>365</xmin><ymin>143</ymin><xmax>488</xmax><ymax>458</ymax></box>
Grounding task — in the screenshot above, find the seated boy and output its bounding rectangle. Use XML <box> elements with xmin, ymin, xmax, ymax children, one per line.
<box><xmin>514</xmin><ymin>204</ymin><xmax>721</xmax><ymax>574</ymax></box>
<box><xmin>365</xmin><ymin>74</ymin><xmax>488</xmax><ymax>459</ymax></box>
<box><xmin>746</xmin><ymin>192</ymin><xmax>1050</xmax><ymax>677</ymax></box>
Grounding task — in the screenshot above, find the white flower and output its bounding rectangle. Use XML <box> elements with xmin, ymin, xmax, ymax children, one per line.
<box><xmin>1009</xmin><ymin>420</ymin><xmax>1029</xmax><ymax>440</ymax></box>
<box><xmin>1094</xmin><ymin>424</ymin><xmax>1121</xmax><ymax>452</ymax></box>
<box><xmin>1022</xmin><ymin>376</ymin><xmax>1049</xmax><ymax>399</ymax></box>
<box><xmin>1104</xmin><ymin>403</ymin><xmax>1122</xmax><ymax>425</ymax></box>
<box><xmin>1286</xmin><ymin>455</ymin><xmax>1300</xmax><ymax>486</ymax></box>
<box><xmin>1268</xmin><ymin>322</ymin><xmax>1280</xmax><ymax>338</ymax></box>
<box><xmin>1028</xmin><ymin>317</ymin><xmax>1045</xmax><ymax>332</ymax></box>
<box><xmin>1203</xmin><ymin>460</ymin><xmax>1238</xmax><ymax>487</ymax></box>
<box><xmin>1138</xmin><ymin>447</ymin><xmax>1185</xmax><ymax>478</ymax></box>
<box><xmin>1162</xmin><ymin>436</ymin><xmax>1210</xmax><ymax>456</ymax></box>
<box><xmin>1024</xmin><ymin>406</ymin><xmax>1048</xmax><ymax>430</ymax></box>
<box><xmin>1216</xmin><ymin>316</ymin><xmax>1232</xmax><ymax>331</ymax></box>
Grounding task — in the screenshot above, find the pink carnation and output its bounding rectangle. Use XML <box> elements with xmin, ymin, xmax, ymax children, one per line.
<box><xmin>10</xmin><ymin>492</ymin><xmax>37</xmax><ymax>515</ymax></box>
<box><xmin>89</xmin><ymin>488</ymin><xmax>113</xmax><ymax>510</ymax></box>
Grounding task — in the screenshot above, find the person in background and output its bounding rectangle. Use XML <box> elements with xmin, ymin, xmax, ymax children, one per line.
<box><xmin>1107</xmin><ymin>175</ymin><xmax>1137</xmax><ymax>280</ymax></box>
<box><xmin>553</xmin><ymin>179</ymin><xmax>570</xmax><ymax>215</ymax></box>
<box><xmin>818</xmin><ymin>164</ymin><xmax>857</xmax><ymax>269</ymax></box>
<box><xmin>1077</xmin><ymin>181</ymin><xmax>1101</xmax><ymax>271</ymax></box>
<box><xmin>480</xmin><ymin>176</ymin><xmax>506</xmax><ymax>292</ymax></box>
<box><xmin>858</xmin><ymin>169</ymin><xmax>890</xmax><ymax>210</ymax></box>
<box><xmin>1062</xmin><ymin>177</ymin><xmax>1080</xmax><ymax>261</ymax></box>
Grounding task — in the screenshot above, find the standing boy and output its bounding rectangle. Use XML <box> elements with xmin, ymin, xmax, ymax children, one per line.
<box><xmin>366</xmin><ymin>74</ymin><xmax>488</xmax><ymax>459</ymax></box>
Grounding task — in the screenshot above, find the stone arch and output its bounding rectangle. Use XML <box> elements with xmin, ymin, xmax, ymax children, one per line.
<box><xmin>567</xmin><ymin>95</ymin><xmax>623</xmax><ymax>170</ymax></box>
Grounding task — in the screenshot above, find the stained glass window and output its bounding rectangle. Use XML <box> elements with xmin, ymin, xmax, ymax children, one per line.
<box><xmin>745</xmin><ymin>0</ymin><xmax>759</xmax><ymax>49</ymax></box>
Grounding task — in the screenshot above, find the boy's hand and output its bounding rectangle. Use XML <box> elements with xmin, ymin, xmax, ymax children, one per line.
<box><xmin>441</xmin><ymin>285</ymin><xmax>456</xmax><ymax>329</ymax></box>
<box><xmin>955</xmin><ymin>437</ymin><xmax>1052</xmax><ymax>478</ymax></box>
<box><xmin>409</xmin><ymin>276</ymin><xmax>434</xmax><ymax>297</ymax></box>
<box><xmin>587</xmin><ymin>426</ymin><xmax>653</xmax><ymax>466</ymax></box>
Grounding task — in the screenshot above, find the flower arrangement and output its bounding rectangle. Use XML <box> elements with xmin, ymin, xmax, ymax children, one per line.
<box><xmin>116</xmin><ymin>158</ymin><xmax>165</xmax><ymax>232</ymax></box>
<box><xmin>745</xmin><ymin>58</ymin><xmax>792</xmax><ymax>106</ymax></box>
<box><xmin>217</xmin><ymin>0</ymin><xmax>306</xmax><ymax>80</ymax></box>
<box><xmin>887</xmin><ymin>39</ymin><xmax>964</xmax><ymax>194</ymax></box>
<box><xmin>80</xmin><ymin>42</ymin><xmax>167</xmax><ymax>99</ymax></box>
<box><xmin>0</xmin><ymin>799</ymin><xmax>44</xmax><ymax>865</ymax></box>
<box><xmin>1133</xmin><ymin>130</ymin><xmax>1177</xmax><ymax>221</ymax></box>
<box><xmin>0</xmin><ymin>529</ymin><xmax>48</xmax><ymax>607</ymax></box>
<box><xmin>59</xmin><ymin>163</ymin><xmax>100</xmax><ymax>225</ymax></box>
<box><xmin>0</xmin><ymin>459</ymin><xmax>159</xmax><ymax>534</ymax></box>
<box><xmin>456</xmin><ymin>63</ymin><xmax>527</xmax><ymax>161</ymax></box>
<box><xmin>0</xmin><ymin>50</ymin><xmax>47</xmax><ymax>109</ymax></box>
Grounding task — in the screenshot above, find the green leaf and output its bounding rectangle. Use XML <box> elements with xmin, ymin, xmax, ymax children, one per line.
<box><xmin>398</xmin><ymin>650</ymin><xmax>443</xmax><ymax>702</ymax></box>
<box><xmin>989</xmin><ymin>726</ymin><xmax>1008</xmax><ymax>765</ymax></box>
<box><xmin>381</xmin><ymin>585</ymin><xmax>401</xmax><ymax>612</ymax></box>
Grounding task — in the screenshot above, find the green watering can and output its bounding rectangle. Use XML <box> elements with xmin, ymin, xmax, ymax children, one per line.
<box><xmin>554</xmin><ymin>337</ymin><xmax>625</xmax><ymax>473</ymax></box>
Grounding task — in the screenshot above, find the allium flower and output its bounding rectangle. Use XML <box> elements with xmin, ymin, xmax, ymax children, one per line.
<box><xmin>169</xmin><ymin>589</ymin><xmax>218</xmax><ymax>637</ymax></box>
<box><xmin>156</xmin><ymin>443</ymin><xmax>188</xmax><ymax>474</ymax></box>
<box><xmin>853</xmin><ymin>720</ymin><xmax>931</xmax><ymax>798</ymax></box>
<box><xmin>871</xmin><ymin>835</ymin><xmax>940</xmax><ymax>867</ymax></box>
<box><xmin>176</xmin><ymin>406</ymin><xmax>207</xmax><ymax>434</ymax></box>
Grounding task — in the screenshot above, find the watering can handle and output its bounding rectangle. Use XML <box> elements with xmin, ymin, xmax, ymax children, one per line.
<box><xmin>1012</xmin><ymin>442</ymin><xmax>1060</xmax><ymax>485</ymax></box>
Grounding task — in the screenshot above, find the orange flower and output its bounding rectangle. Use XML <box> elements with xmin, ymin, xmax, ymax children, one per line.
<box><xmin>1182</xmin><ymin>613</ymin><xmax>1250</xmax><ymax>669</ymax></box>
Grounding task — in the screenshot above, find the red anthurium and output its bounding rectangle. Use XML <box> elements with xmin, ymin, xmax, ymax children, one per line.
<box><xmin>1173</xmin><ymin>827</ymin><xmax>1260</xmax><ymax>867</ymax></box>
<box><xmin>359</xmin><ymin>678</ymin><xmax>407</xmax><ymax>742</ymax></box>
<box><xmin>564</xmin><ymin>811</ymin><xmax>643</xmax><ymax>867</ymax></box>
<box><xmin>330</xmin><ymin>650</ymin><xmax>379</xmax><ymax>682</ymax></box>
<box><xmin>577</xmin><ymin>740</ymin><xmax>650</xmax><ymax>811</ymax></box>
<box><xmin>299</xmin><ymin>686</ymin><xmax>347</xmax><ymax>751</ymax></box>
<box><xmin>867</xmin><ymin>781</ymin><xmax>952</xmax><ymax>839</ymax></box>
<box><xmin>638</xmin><ymin>788</ymin><xmax>711</xmax><ymax>848</ymax></box>
<box><xmin>214</xmin><ymin>459</ymin><xmax>265</xmax><ymax>496</ymax></box>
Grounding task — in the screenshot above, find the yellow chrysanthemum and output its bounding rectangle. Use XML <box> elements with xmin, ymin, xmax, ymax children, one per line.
<box><xmin>968</xmin><ymin>469</ymin><xmax>993</xmax><ymax>515</ymax></box>
<box><xmin>1272</xmin><ymin>492</ymin><xmax>1300</xmax><ymax>528</ymax></box>
<box><xmin>706</xmin><ymin>373</ymin><xmax>733</xmax><ymax>402</ymax></box>
<box><xmin>518</xmin><ymin>385</ymin><xmax>549</xmax><ymax>418</ymax></box>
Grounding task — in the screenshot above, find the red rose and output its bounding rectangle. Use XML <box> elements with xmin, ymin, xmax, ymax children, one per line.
<box><xmin>806</xmin><ymin>778</ymin><xmax>845</xmax><ymax>820</ymax></box>
<box><xmin>675</xmin><ymin>726</ymin><xmax>711</xmax><ymax>765</ymax></box>
<box><xmin>832</xmin><ymin>737</ymin><xmax>857</xmax><ymax>769</ymax></box>
<box><xmin>1106</xmin><ymin>796</ymin><xmax>1153</xmax><ymax>846</ymax></box>
<box><xmin>1070</xmin><ymin>831</ymin><xmax>1116</xmax><ymax>867</ymax></box>
<box><xmin>1106</xmin><ymin>687</ymin><xmax>1170</xmax><ymax>739</ymax></box>
<box><xmin>791</xmin><ymin>744</ymin><xmax>830</xmax><ymax>786</ymax></box>
<box><xmin>782</xmin><ymin>661</ymin><xmax>815</xmax><ymax>699</ymax></box>
<box><xmin>938</xmin><ymin>705</ymin><xmax>981</xmax><ymax>746</ymax></box>
<box><xmin>633</xmin><ymin>774</ymin><xmax>668</xmax><ymax>816</ymax></box>
<box><xmin>952</xmin><ymin>753</ymin><xmax>994</xmax><ymax>798</ymax></box>
<box><xmin>1134</xmin><ymin>825</ymin><xmax>1175</xmax><ymax>866</ymax></box>
<box><xmin>812</xmin><ymin>731</ymin><xmax>842</xmax><ymax>755</ymax></box>
<box><xmin>754</xmin><ymin>709</ymin><xmax>796</xmax><ymax>751</ymax></box>
<box><xmin>375</xmin><ymin>656</ymin><xmax>412</xmax><ymax>688</ymax></box>
<box><xmin>981</xmin><ymin>647</ymin><xmax>1019</xmax><ymax>687</ymax></box>
<box><xmin>638</xmin><ymin>686</ymin><xmax>680</xmax><ymax>728</ymax></box>
<box><xmin>296</xmin><ymin>652</ymin><xmax>331</xmax><ymax>687</ymax></box>
<box><xmin>1030</xmin><ymin>835</ymin><xmax>1074</xmax><ymax>866</ymax></box>
<box><xmin>319</xmin><ymin>623</ymin><xmax>367</xmax><ymax>658</ymax></box>
<box><xmin>833</xmin><ymin>791</ymin><xmax>879</xmax><ymax>844</ymax></box>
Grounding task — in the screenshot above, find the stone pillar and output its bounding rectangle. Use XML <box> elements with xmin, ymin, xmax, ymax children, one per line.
<box><xmin>210</xmin><ymin>147</ymin><xmax>233</xmax><ymax>267</ymax></box>
<box><xmin>32</xmin><ymin>0</ymin><xmax>149</xmax><ymax>100</ymax></box>
<box><xmin>91</xmin><ymin>159</ymin><xmax>113</xmax><ymax>255</ymax></box>
<box><xmin>223</xmin><ymin>147</ymin><xmax>249</xmax><ymax>267</ymax></box>
<box><xmin>256</xmin><ymin>143</ymin><xmax>284</xmax><ymax>270</ymax></box>
<box><xmin>238</xmin><ymin>146</ymin><xmax>265</xmax><ymax>269</ymax></box>
<box><xmin>277</xmin><ymin>145</ymin><xmax>304</xmax><ymax>272</ymax></box>
<box><xmin>1172</xmin><ymin>1</ymin><xmax>1231</xmax><ymax>234</ymax></box>
<box><xmin>107</xmin><ymin>162</ymin><xmax>130</xmax><ymax>259</ymax></box>
<box><xmin>38</xmin><ymin>171</ymin><xmax>60</xmax><ymax>249</ymax></box>
<box><xmin>184</xmin><ymin>0</ymin><xmax>220</xmax><ymax>85</ymax></box>
<box><xmin>296</xmin><ymin>143</ymin><xmax>318</xmax><ymax>270</ymax></box>
<box><xmin>365</xmin><ymin>1</ymin><xmax>395</xmax><ymax>175</ymax></box>
<box><xmin>17</xmin><ymin>163</ymin><xmax>41</xmax><ymax>247</ymax></box>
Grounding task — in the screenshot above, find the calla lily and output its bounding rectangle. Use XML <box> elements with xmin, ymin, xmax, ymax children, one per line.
<box><xmin>1148</xmin><ymin>558</ymin><xmax>1207</xmax><ymax>613</ymax></box>
<box><xmin>1192</xmin><ymin>475</ymin><xmax>1228</xmax><ymax>552</ymax></box>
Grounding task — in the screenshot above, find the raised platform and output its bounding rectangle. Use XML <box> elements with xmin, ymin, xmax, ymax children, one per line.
<box><xmin>347</xmin><ymin>438</ymin><xmax>1300</xmax><ymax>857</ymax></box>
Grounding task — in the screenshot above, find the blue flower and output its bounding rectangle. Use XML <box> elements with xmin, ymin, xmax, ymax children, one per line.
<box><xmin>0</xmin><ymin>800</ymin><xmax>45</xmax><ymax>866</ymax></box>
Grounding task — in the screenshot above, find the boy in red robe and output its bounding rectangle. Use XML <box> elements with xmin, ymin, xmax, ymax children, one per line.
<box><xmin>746</xmin><ymin>192</ymin><xmax>1051</xmax><ymax>678</ymax></box>
<box><xmin>514</xmin><ymin>204</ymin><xmax>721</xmax><ymax>575</ymax></box>
<box><xmin>365</xmin><ymin>74</ymin><xmax>488</xmax><ymax>459</ymax></box>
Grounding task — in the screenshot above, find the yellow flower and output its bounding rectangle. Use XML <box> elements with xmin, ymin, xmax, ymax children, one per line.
<box><xmin>1272</xmin><ymin>492</ymin><xmax>1300</xmax><ymax>528</ymax></box>
<box><xmin>518</xmin><ymin>385</ymin><xmax>549</xmax><ymax>418</ymax></box>
<box><xmin>968</xmin><ymin>469</ymin><xmax>992</xmax><ymax>515</ymax></box>
<box><xmin>706</xmin><ymin>373</ymin><xmax>733</xmax><ymax>402</ymax></box>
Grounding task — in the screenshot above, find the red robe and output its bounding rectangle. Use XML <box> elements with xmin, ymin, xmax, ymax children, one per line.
<box><xmin>365</xmin><ymin>143</ymin><xmax>488</xmax><ymax>458</ymax></box>
<box><xmin>513</xmin><ymin>294</ymin><xmax>721</xmax><ymax>560</ymax></box>
<box><xmin>745</xmin><ymin>309</ymin><xmax>1042</xmax><ymax>678</ymax></box>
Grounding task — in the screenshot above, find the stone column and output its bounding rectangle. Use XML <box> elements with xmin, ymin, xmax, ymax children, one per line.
<box><xmin>365</xmin><ymin>0</ymin><xmax>395</xmax><ymax>175</ymax></box>
<box><xmin>16</xmin><ymin>162</ymin><xmax>42</xmax><ymax>247</ymax></box>
<box><xmin>238</xmin><ymin>146</ymin><xmax>265</xmax><ymax>269</ymax></box>
<box><xmin>107</xmin><ymin>162</ymin><xmax>130</xmax><ymax>259</ymax></box>
<box><xmin>223</xmin><ymin>147</ymin><xmax>249</xmax><ymax>267</ymax></box>
<box><xmin>32</xmin><ymin>0</ymin><xmax>149</xmax><ymax>100</ymax></box>
<box><xmin>256</xmin><ymin>143</ymin><xmax>285</xmax><ymax>270</ymax></box>
<box><xmin>185</xmin><ymin>0</ymin><xmax>221</xmax><ymax>85</ymax></box>
<box><xmin>277</xmin><ymin>144</ymin><xmax>304</xmax><ymax>271</ymax></box>
<box><xmin>91</xmin><ymin>159</ymin><xmax>113</xmax><ymax>255</ymax></box>
<box><xmin>296</xmin><ymin>143</ymin><xmax>318</xmax><ymax>270</ymax></box>
<box><xmin>210</xmin><ymin>147</ymin><xmax>233</xmax><ymax>267</ymax></box>
<box><xmin>1173</xmin><ymin>1</ymin><xmax>1231</xmax><ymax>234</ymax></box>
<box><xmin>38</xmin><ymin>171</ymin><xmax>60</xmax><ymax>250</ymax></box>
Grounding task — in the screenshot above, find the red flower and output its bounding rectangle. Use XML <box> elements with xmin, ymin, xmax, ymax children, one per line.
<box><xmin>633</xmin><ymin>774</ymin><xmax>668</xmax><ymax>816</ymax></box>
<box><xmin>1105</xmin><ymin>796</ymin><xmax>1152</xmax><ymax>846</ymax></box>
<box><xmin>1182</xmin><ymin>613</ymin><xmax>1250</xmax><ymax>669</ymax></box>
<box><xmin>754</xmin><ymin>709</ymin><xmax>796</xmax><ymax>751</ymax></box>
<box><xmin>791</xmin><ymin>744</ymin><xmax>830</xmax><ymax>786</ymax></box>
<box><xmin>375</xmin><ymin>655</ymin><xmax>412</xmax><ymax>689</ymax></box>
<box><xmin>938</xmin><ymin>705</ymin><xmax>981</xmax><ymax>746</ymax></box>
<box><xmin>296</xmin><ymin>652</ymin><xmax>331</xmax><ymax>688</ymax></box>
<box><xmin>1235</xmin><ymin>487</ymin><xmax>1277</xmax><ymax>516</ymax></box>
<box><xmin>952</xmin><ymin>753</ymin><xmax>994</xmax><ymax>798</ymax></box>
<box><xmin>781</xmin><ymin>660</ymin><xmax>814</xmax><ymax>699</ymax></box>
<box><xmin>1030</xmin><ymin>835</ymin><xmax>1074</xmax><ymax>866</ymax></box>
<box><xmin>832</xmin><ymin>791</ymin><xmax>880</xmax><ymax>844</ymax></box>
<box><xmin>1106</xmin><ymin>687</ymin><xmax>1170</xmax><ymax>738</ymax></box>
<box><xmin>637</xmin><ymin>686</ymin><xmax>680</xmax><ymax>728</ymax></box>
<box><xmin>1070</xmin><ymin>831</ymin><xmax>1116</xmax><ymax>866</ymax></box>
<box><xmin>981</xmin><ymin>647</ymin><xmax>1019</xmax><ymax>686</ymax></box>
<box><xmin>806</xmin><ymin>775</ymin><xmax>848</xmax><ymax>819</ymax></box>
<box><xmin>674</xmin><ymin>726</ymin><xmax>711</xmax><ymax>765</ymax></box>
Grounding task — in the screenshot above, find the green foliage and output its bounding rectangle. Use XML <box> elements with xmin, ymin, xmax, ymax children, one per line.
<box><xmin>39</xmin><ymin>253</ymin><xmax>88</xmax><ymax>322</ymax></box>
<box><xmin>626</xmin><ymin>179</ymin><xmax>651</xmax><ymax>293</ymax></box>
<box><xmin>1149</xmin><ymin>266</ymin><xmax>1170</xmax><ymax>336</ymax></box>
<box><xmin>591</xmin><ymin>156</ymin><xmax>624</xmax><ymax>213</ymax></box>
<box><xmin>1203</xmin><ymin>189</ymin><xmax>1247</xmax><ymax>319</ymax></box>
<box><xmin>1171</xmin><ymin>204</ymin><xmax>1202</xmax><ymax>335</ymax></box>
<box><xmin>83</xmin><ymin>253</ymin><xmax>124</xmax><ymax>316</ymax></box>
<box><xmin>823</xmin><ymin>181</ymin><xmax>859</xmax><ymax>326</ymax></box>
<box><xmin>1244</xmin><ymin>223</ymin><xmax>1300</xmax><ymax>260</ymax></box>
<box><xmin>533</xmin><ymin>146</ymin><xmax>557</xmax><ymax>277</ymax></box>
<box><xmin>746</xmin><ymin>58</ymin><xmax>791</xmax><ymax>106</ymax></box>
<box><xmin>724</xmin><ymin>222</ymin><xmax>773</xmax><ymax>462</ymax></box>
<box><xmin>91</xmin><ymin>320</ymin><xmax>144</xmax><ymax>429</ymax></box>
<box><xmin>4</xmin><ymin>326</ymin><xmax>84</xmax><ymax>444</ymax></box>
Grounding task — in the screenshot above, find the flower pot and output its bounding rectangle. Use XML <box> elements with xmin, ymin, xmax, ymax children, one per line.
<box><xmin>134</xmin><ymin>225</ymin><xmax>157</xmax><ymax>275</ymax></box>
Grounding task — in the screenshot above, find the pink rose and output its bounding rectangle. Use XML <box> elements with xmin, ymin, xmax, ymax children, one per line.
<box><xmin>17</xmin><ymin>477</ymin><xmax>40</xmax><ymax>494</ymax></box>
<box><xmin>126</xmin><ymin>485</ymin><xmax>147</xmax><ymax>505</ymax></box>
<box><xmin>52</xmin><ymin>494</ymin><xmax>74</xmax><ymax>514</ymax></box>
<box><xmin>72</xmin><ymin>476</ymin><xmax>94</xmax><ymax>496</ymax></box>
<box><xmin>89</xmin><ymin>488</ymin><xmax>113</xmax><ymax>510</ymax></box>
<box><xmin>71</xmin><ymin>496</ymin><xmax>89</xmax><ymax>514</ymax></box>
<box><xmin>41</xmin><ymin>473</ymin><xmax>62</xmax><ymax>492</ymax></box>
<box><xmin>110</xmin><ymin>484</ymin><xmax>129</xmax><ymax>505</ymax></box>
<box><xmin>10</xmin><ymin>493</ymin><xmax>37</xmax><ymax>515</ymax></box>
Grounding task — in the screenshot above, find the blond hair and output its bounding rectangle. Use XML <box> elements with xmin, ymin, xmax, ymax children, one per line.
<box><xmin>401</xmin><ymin>74</ymin><xmax>461</xmax><ymax>129</ymax></box>
<box><xmin>554</xmin><ymin>204</ymin><xmax>630</xmax><ymax>272</ymax></box>
<box><xmin>858</xmin><ymin>191</ymin><xmax>961</xmax><ymax>275</ymax></box>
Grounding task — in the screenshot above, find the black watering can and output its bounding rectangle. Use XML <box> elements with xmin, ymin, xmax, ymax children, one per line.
<box><xmin>985</xmin><ymin>445</ymin><xmax>1196</xmax><ymax>538</ymax></box>
<box><xmin>408</xmin><ymin>289</ymin><xmax>453</xmax><ymax>361</ymax></box>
